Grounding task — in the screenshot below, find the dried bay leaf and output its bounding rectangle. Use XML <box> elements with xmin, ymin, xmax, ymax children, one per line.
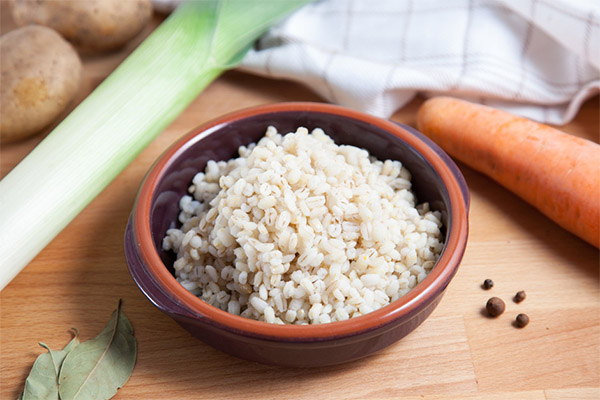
<box><xmin>18</xmin><ymin>302</ymin><xmax>136</xmax><ymax>400</ymax></box>
<box><xmin>20</xmin><ymin>330</ymin><xmax>79</xmax><ymax>400</ymax></box>
<box><xmin>58</xmin><ymin>301</ymin><xmax>137</xmax><ymax>400</ymax></box>
<box><xmin>61</xmin><ymin>329</ymin><xmax>80</xmax><ymax>353</ymax></box>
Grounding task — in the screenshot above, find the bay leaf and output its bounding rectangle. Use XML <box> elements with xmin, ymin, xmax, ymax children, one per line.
<box><xmin>61</xmin><ymin>328</ymin><xmax>80</xmax><ymax>353</ymax></box>
<box><xmin>20</xmin><ymin>330</ymin><xmax>79</xmax><ymax>400</ymax></box>
<box><xmin>58</xmin><ymin>302</ymin><xmax>137</xmax><ymax>400</ymax></box>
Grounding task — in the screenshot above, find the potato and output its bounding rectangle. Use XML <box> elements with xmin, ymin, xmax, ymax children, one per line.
<box><xmin>10</xmin><ymin>0</ymin><xmax>153</xmax><ymax>52</ymax></box>
<box><xmin>1</xmin><ymin>25</ymin><xmax>82</xmax><ymax>143</ymax></box>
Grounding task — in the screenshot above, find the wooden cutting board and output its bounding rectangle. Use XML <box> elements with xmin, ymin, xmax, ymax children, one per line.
<box><xmin>1</xmin><ymin>7</ymin><xmax>598</xmax><ymax>400</ymax></box>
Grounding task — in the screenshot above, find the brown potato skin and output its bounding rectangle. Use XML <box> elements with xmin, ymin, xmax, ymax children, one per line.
<box><xmin>10</xmin><ymin>0</ymin><xmax>153</xmax><ymax>52</ymax></box>
<box><xmin>1</xmin><ymin>25</ymin><xmax>82</xmax><ymax>143</ymax></box>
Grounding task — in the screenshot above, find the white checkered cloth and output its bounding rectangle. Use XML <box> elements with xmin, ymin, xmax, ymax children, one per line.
<box><xmin>154</xmin><ymin>0</ymin><xmax>600</xmax><ymax>125</ymax></box>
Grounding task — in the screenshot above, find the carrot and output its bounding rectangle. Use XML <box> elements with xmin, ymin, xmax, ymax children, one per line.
<box><xmin>416</xmin><ymin>96</ymin><xmax>600</xmax><ymax>248</ymax></box>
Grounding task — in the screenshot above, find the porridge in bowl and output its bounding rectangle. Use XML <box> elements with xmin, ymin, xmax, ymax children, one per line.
<box><xmin>163</xmin><ymin>126</ymin><xmax>444</xmax><ymax>325</ymax></box>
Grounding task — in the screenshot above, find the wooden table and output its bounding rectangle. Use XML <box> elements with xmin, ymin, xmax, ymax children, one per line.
<box><xmin>2</xmin><ymin>9</ymin><xmax>599</xmax><ymax>400</ymax></box>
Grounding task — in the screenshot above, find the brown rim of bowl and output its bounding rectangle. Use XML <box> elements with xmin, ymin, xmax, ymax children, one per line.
<box><xmin>133</xmin><ymin>102</ymin><xmax>468</xmax><ymax>339</ymax></box>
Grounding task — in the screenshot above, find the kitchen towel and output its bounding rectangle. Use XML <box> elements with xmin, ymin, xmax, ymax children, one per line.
<box><xmin>153</xmin><ymin>0</ymin><xmax>600</xmax><ymax>125</ymax></box>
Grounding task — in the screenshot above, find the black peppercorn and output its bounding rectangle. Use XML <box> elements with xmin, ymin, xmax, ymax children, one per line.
<box><xmin>515</xmin><ymin>313</ymin><xmax>529</xmax><ymax>328</ymax></box>
<box><xmin>482</xmin><ymin>279</ymin><xmax>494</xmax><ymax>290</ymax></box>
<box><xmin>486</xmin><ymin>297</ymin><xmax>505</xmax><ymax>317</ymax></box>
<box><xmin>514</xmin><ymin>290</ymin><xmax>526</xmax><ymax>303</ymax></box>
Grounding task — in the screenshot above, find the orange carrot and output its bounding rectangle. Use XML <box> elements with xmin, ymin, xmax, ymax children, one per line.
<box><xmin>416</xmin><ymin>96</ymin><xmax>599</xmax><ymax>248</ymax></box>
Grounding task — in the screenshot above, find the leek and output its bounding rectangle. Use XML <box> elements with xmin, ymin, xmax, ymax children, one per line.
<box><xmin>0</xmin><ymin>0</ymin><xmax>311</xmax><ymax>290</ymax></box>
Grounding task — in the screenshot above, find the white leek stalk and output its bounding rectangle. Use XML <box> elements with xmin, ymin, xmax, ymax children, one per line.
<box><xmin>0</xmin><ymin>0</ymin><xmax>311</xmax><ymax>290</ymax></box>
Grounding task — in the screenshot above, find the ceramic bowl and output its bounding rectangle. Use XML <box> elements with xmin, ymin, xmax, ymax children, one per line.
<box><xmin>124</xmin><ymin>102</ymin><xmax>469</xmax><ymax>367</ymax></box>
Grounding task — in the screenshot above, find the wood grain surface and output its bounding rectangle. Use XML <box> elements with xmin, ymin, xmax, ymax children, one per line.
<box><xmin>1</xmin><ymin>7</ymin><xmax>599</xmax><ymax>400</ymax></box>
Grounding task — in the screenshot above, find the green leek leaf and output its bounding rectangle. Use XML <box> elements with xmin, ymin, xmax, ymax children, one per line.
<box><xmin>0</xmin><ymin>0</ymin><xmax>312</xmax><ymax>290</ymax></box>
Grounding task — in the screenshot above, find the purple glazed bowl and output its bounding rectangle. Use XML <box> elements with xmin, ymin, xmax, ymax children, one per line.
<box><xmin>125</xmin><ymin>102</ymin><xmax>469</xmax><ymax>367</ymax></box>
